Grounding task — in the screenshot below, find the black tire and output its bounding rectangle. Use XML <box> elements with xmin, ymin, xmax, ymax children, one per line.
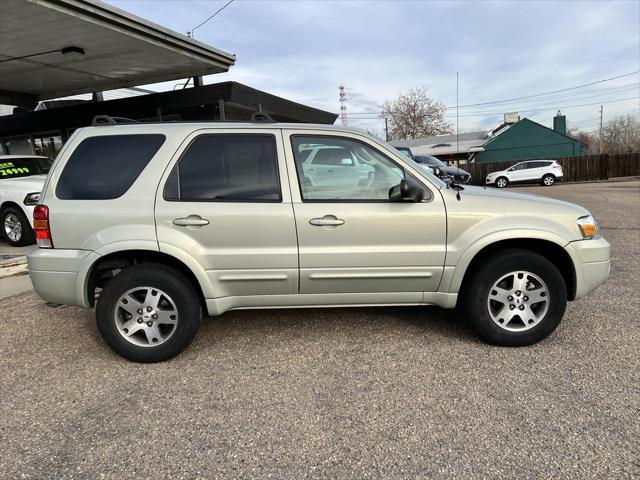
<box><xmin>495</xmin><ymin>176</ymin><xmax>509</xmax><ymax>188</ymax></box>
<box><xmin>461</xmin><ymin>249</ymin><xmax>567</xmax><ymax>346</ymax></box>
<box><xmin>1</xmin><ymin>205</ymin><xmax>35</xmax><ymax>246</ymax></box>
<box><xmin>542</xmin><ymin>174</ymin><xmax>555</xmax><ymax>186</ymax></box>
<box><xmin>96</xmin><ymin>264</ymin><xmax>202</xmax><ymax>362</ymax></box>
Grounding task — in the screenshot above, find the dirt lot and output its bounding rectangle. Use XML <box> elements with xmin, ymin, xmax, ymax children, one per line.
<box><xmin>1</xmin><ymin>180</ymin><xmax>638</xmax><ymax>479</ymax></box>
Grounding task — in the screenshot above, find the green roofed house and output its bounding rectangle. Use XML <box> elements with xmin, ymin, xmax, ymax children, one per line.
<box><xmin>391</xmin><ymin>111</ymin><xmax>586</xmax><ymax>165</ymax></box>
<box><xmin>473</xmin><ymin>111</ymin><xmax>586</xmax><ymax>164</ymax></box>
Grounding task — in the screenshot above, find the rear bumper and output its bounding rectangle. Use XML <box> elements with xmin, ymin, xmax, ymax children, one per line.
<box><xmin>564</xmin><ymin>237</ymin><xmax>610</xmax><ymax>300</ymax></box>
<box><xmin>28</xmin><ymin>248</ymin><xmax>99</xmax><ymax>307</ymax></box>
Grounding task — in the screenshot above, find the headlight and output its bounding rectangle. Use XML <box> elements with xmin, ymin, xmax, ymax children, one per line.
<box><xmin>577</xmin><ymin>214</ymin><xmax>600</xmax><ymax>239</ymax></box>
<box><xmin>23</xmin><ymin>192</ymin><xmax>41</xmax><ymax>205</ymax></box>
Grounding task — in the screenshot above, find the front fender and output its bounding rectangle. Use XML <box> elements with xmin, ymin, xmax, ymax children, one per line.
<box><xmin>441</xmin><ymin>228</ymin><xmax>571</xmax><ymax>295</ymax></box>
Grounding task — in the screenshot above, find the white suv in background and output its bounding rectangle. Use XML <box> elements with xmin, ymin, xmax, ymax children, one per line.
<box><xmin>0</xmin><ymin>155</ymin><xmax>53</xmax><ymax>246</ymax></box>
<box><xmin>486</xmin><ymin>160</ymin><xmax>563</xmax><ymax>188</ymax></box>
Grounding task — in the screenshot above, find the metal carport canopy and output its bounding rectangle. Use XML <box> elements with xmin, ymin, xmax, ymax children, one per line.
<box><xmin>0</xmin><ymin>0</ymin><xmax>236</xmax><ymax>107</ymax></box>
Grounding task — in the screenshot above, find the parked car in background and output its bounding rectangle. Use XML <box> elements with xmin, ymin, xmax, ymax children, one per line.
<box><xmin>394</xmin><ymin>146</ymin><xmax>414</xmax><ymax>160</ymax></box>
<box><xmin>298</xmin><ymin>143</ymin><xmax>375</xmax><ymax>187</ymax></box>
<box><xmin>28</xmin><ymin>120</ymin><xmax>609</xmax><ymax>362</ymax></box>
<box><xmin>414</xmin><ymin>155</ymin><xmax>471</xmax><ymax>184</ymax></box>
<box><xmin>0</xmin><ymin>155</ymin><xmax>53</xmax><ymax>246</ymax></box>
<box><xmin>486</xmin><ymin>160</ymin><xmax>563</xmax><ymax>188</ymax></box>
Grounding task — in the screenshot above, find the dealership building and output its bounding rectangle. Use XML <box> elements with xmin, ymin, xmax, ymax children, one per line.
<box><xmin>0</xmin><ymin>0</ymin><xmax>336</xmax><ymax>157</ymax></box>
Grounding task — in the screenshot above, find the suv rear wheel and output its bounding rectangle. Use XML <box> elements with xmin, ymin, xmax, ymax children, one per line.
<box><xmin>461</xmin><ymin>249</ymin><xmax>567</xmax><ymax>346</ymax></box>
<box><xmin>1</xmin><ymin>206</ymin><xmax>35</xmax><ymax>246</ymax></box>
<box><xmin>542</xmin><ymin>174</ymin><xmax>555</xmax><ymax>186</ymax></box>
<box><xmin>96</xmin><ymin>265</ymin><xmax>202</xmax><ymax>362</ymax></box>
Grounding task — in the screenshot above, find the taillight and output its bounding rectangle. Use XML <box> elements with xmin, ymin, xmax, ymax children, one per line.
<box><xmin>33</xmin><ymin>205</ymin><xmax>53</xmax><ymax>248</ymax></box>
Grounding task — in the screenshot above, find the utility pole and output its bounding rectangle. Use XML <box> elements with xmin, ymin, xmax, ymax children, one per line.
<box><xmin>384</xmin><ymin>116</ymin><xmax>389</xmax><ymax>141</ymax></box>
<box><xmin>599</xmin><ymin>105</ymin><xmax>604</xmax><ymax>154</ymax></box>
<box><xmin>456</xmin><ymin>72</ymin><xmax>460</xmax><ymax>169</ymax></box>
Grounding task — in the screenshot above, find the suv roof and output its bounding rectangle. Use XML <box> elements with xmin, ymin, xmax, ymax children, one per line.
<box><xmin>517</xmin><ymin>159</ymin><xmax>554</xmax><ymax>163</ymax></box>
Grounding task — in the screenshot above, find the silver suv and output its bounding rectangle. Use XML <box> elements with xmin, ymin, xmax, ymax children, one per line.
<box><xmin>28</xmin><ymin>121</ymin><xmax>610</xmax><ymax>362</ymax></box>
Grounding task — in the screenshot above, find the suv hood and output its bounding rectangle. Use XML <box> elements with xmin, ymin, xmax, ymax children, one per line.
<box><xmin>457</xmin><ymin>184</ymin><xmax>589</xmax><ymax>214</ymax></box>
<box><xmin>441</xmin><ymin>184</ymin><xmax>592</xmax><ymax>243</ymax></box>
<box><xmin>441</xmin><ymin>165</ymin><xmax>470</xmax><ymax>177</ymax></box>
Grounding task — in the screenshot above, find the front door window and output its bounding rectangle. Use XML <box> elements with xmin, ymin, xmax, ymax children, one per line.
<box><xmin>291</xmin><ymin>136</ymin><xmax>405</xmax><ymax>201</ymax></box>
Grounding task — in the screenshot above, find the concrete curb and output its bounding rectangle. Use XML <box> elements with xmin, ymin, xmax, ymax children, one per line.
<box><xmin>0</xmin><ymin>257</ymin><xmax>28</xmax><ymax>278</ymax></box>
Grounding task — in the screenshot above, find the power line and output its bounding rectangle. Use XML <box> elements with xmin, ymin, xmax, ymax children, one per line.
<box><xmin>454</xmin><ymin>96</ymin><xmax>640</xmax><ymax>117</ymax></box>
<box><xmin>347</xmin><ymin>83</ymin><xmax>639</xmax><ymax>117</ymax></box>
<box><xmin>189</xmin><ymin>0</ymin><xmax>235</xmax><ymax>37</ymax></box>
<box><xmin>454</xmin><ymin>70</ymin><xmax>640</xmax><ymax>109</ymax></box>
<box><xmin>347</xmin><ymin>96</ymin><xmax>639</xmax><ymax>119</ymax></box>
<box><xmin>454</xmin><ymin>84</ymin><xmax>639</xmax><ymax>110</ymax></box>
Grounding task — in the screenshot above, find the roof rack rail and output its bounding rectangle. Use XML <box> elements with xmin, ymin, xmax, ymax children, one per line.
<box><xmin>251</xmin><ymin>112</ymin><xmax>275</xmax><ymax>123</ymax></box>
<box><xmin>92</xmin><ymin>115</ymin><xmax>140</xmax><ymax>126</ymax></box>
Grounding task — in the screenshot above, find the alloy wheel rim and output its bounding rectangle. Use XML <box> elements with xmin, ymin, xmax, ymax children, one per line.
<box><xmin>114</xmin><ymin>286</ymin><xmax>179</xmax><ymax>347</ymax></box>
<box><xmin>486</xmin><ymin>270</ymin><xmax>550</xmax><ymax>332</ymax></box>
<box><xmin>544</xmin><ymin>176</ymin><xmax>553</xmax><ymax>185</ymax></box>
<box><xmin>497</xmin><ymin>179</ymin><xmax>506</xmax><ymax>187</ymax></box>
<box><xmin>3</xmin><ymin>213</ymin><xmax>22</xmax><ymax>242</ymax></box>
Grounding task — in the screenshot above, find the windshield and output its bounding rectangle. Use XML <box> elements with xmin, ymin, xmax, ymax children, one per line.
<box><xmin>0</xmin><ymin>157</ymin><xmax>53</xmax><ymax>179</ymax></box>
<box><xmin>423</xmin><ymin>156</ymin><xmax>447</xmax><ymax>167</ymax></box>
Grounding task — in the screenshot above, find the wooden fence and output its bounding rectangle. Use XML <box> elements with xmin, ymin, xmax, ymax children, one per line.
<box><xmin>462</xmin><ymin>153</ymin><xmax>640</xmax><ymax>186</ymax></box>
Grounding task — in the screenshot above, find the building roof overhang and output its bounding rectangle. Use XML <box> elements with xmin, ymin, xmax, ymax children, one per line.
<box><xmin>0</xmin><ymin>0</ymin><xmax>236</xmax><ymax>107</ymax></box>
<box><xmin>0</xmin><ymin>81</ymin><xmax>338</xmax><ymax>136</ymax></box>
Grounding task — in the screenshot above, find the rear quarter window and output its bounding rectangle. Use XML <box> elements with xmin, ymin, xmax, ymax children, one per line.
<box><xmin>56</xmin><ymin>134</ymin><xmax>165</xmax><ymax>200</ymax></box>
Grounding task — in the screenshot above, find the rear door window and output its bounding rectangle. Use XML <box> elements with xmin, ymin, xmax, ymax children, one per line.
<box><xmin>56</xmin><ymin>134</ymin><xmax>165</xmax><ymax>200</ymax></box>
<box><xmin>164</xmin><ymin>134</ymin><xmax>281</xmax><ymax>202</ymax></box>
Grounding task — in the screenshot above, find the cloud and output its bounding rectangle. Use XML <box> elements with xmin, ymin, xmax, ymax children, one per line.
<box><xmin>107</xmin><ymin>0</ymin><xmax>639</xmax><ymax>133</ymax></box>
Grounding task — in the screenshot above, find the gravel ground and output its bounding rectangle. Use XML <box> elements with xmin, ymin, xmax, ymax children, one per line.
<box><xmin>1</xmin><ymin>180</ymin><xmax>638</xmax><ymax>479</ymax></box>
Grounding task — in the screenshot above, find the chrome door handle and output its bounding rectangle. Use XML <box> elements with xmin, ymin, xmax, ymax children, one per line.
<box><xmin>173</xmin><ymin>215</ymin><xmax>210</xmax><ymax>227</ymax></box>
<box><xmin>309</xmin><ymin>215</ymin><xmax>345</xmax><ymax>227</ymax></box>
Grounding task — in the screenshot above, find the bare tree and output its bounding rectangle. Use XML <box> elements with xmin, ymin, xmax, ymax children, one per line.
<box><xmin>601</xmin><ymin>114</ymin><xmax>640</xmax><ymax>153</ymax></box>
<box><xmin>381</xmin><ymin>87</ymin><xmax>452</xmax><ymax>140</ymax></box>
<box><xmin>567</xmin><ymin>128</ymin><xmax>599</xmax><ymax>154</ymax></box>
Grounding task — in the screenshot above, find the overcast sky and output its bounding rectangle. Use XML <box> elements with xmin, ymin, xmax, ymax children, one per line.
<box><xmin>107</xmin><ymin>0</ymin><xmax>640</xmax><ymax>135</ymax></box>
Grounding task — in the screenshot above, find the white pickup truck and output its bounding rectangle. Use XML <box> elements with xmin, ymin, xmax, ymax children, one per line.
<box><xmin>0</xmin><ymin>155</ymin><xmax>53</xmax><ymax>246</ymax></box>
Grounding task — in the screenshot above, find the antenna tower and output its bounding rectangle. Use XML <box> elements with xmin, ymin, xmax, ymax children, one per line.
<box><xmin>339</xmin><ymin>84</ymin><xmax>347</xmax><ymax>126</ymax></box>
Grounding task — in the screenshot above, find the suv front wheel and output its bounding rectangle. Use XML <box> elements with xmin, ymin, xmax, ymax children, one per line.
<box><xmin>495</xmin><ymin>177</ymin><xmax>509</xmax><ymax>188</ymax></box>
<box><xmin>96</xmin><ymin>265</ymin><xmax>202</xmax><ymax>362</ymax></box>
<box><xmin>461</xmin><ymin>249</ymin><xmax>567</xmax><ymax>346</ymax></box>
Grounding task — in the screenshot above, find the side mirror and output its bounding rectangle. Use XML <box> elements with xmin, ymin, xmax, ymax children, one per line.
<box><xmin>432</xmin><ymin>166</ymin><xmax>442</xmax><ymax>177</ymax></box>
<box><xmin>389</xmin><ymin>177</ymin><xmax>425</xmax><ymax>202</ymax></box>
